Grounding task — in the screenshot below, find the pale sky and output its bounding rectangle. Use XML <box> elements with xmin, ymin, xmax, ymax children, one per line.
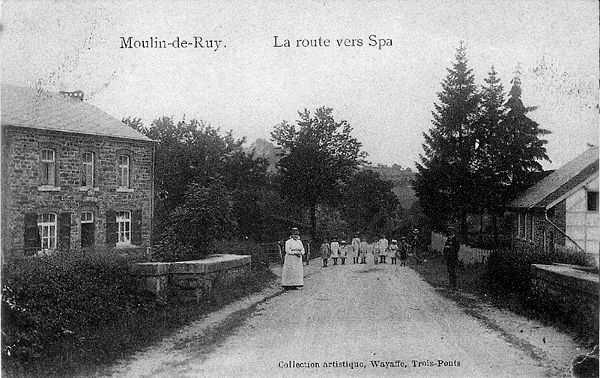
<box><xmin>2</xmin><ymin>0</ymin><xmax>598</xmax><ymax>169</ymax></box>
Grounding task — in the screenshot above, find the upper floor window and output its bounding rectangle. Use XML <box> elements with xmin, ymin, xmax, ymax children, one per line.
<box><xmin>41</xmin><ymin>149</ymin><xmax>56</xmax><ymax>186</ymax></box>
<box><xmin>116</xmin><ymin>210</ymin><xmax>131</xmax><ymax>245</ymax></box>
<box><xmin>81</xmin><ymin>211</ymin><xmax>94</xmax><ymax>223</ymax></box>
<box><xmin>82</xmin><ymin>152</ymin><xmax>94</xmax><ymax>187</ymax></box>
<box><xmin>118</xmin><ymin>155</ymin><xmax>130</xmax><ymax>188</ymax></box>
<box><xmin>38</xmin><ymin>213</ymin><xmax>57</xmax><ymax>250</ymax></box>
<box><xmin>588</xmin><ymin>191</ymin><xmax>599</xmax><ymax>212</ymax></box>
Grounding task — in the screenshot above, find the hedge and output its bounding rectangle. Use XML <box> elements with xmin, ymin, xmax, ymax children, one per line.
<box><xmin>1</xmin><ymin>242</ymin><xmax>274</xmax><ymax>376</ymax></box>
<box><xmin>484</xmin><ymin>243</ymin><xmax>591</xmax><ymax>297</ymax></box>
<box><xmin>1</xmin><ymin>249</ymin><xmax>153</xmax><ymax>374</ymax></box>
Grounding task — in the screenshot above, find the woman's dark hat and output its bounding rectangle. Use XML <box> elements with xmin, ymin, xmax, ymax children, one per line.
<box><xmin>291</xmin><ymin>227</ymin><xmax>300</xmax><ymax>235</ymax></box>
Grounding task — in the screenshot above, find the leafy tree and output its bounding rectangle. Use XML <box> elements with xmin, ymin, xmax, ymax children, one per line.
<box><xmin>122</xmin><ymin>116</ymin><xmax>147</xmax><ymax>134</ymax></box>
<box><xmin>500</xmin><ymin>66</ymin><xmax>551</xmax><ymax>197</ymax></box>
<box><xmin>154</xmin><ymin>181</ymin><xmax>238</xmax><ymax>260</ymax></box>
<box><xmin>271</xmin><ymin>107</ymin><xmax>367</xmax><ymax>240</ymax></box>
<box><xmin>340</xmin><ymin>169</ymin><xmax>399</xmax><ymax>237</ymax></box>
<box><xmin>415</xmin><ymin>43</ymin><xmax>480</xmax><ymax>235</ymax></box>
<box><xmin>315</xmin><ymin>205</ymin><xmax>348</xmax><ymax>242</ymax></box>
<box><xmin>123</xmin><ymin>116</ymin><xmax>272</xmax><ymax>251</ymax></box>
<box><xmin>143</xmin><ymin>117</ymin><xmax>252</xmax><ymax>216</ymax></box>
<box><xmin>222</xmin><ymin>149</ymin><xmax>271</xmax><ymax>240</ymax></box>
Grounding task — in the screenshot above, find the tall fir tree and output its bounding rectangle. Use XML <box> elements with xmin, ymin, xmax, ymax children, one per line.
<box><xmin>474</xmin><ymin>66</ymin><xmax>507</xmax><ymax>238</ymax></box>
<box><xmin>415</xmin><ymin>43</ymin><xmax>480</xmax><ymax>236</ymax></box>
<box><xmin>500</xmin><ymin>66</ymin><xmax>551</xmax><ymax>198</ymax></box>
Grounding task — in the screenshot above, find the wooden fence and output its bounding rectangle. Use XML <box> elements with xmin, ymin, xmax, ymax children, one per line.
<box><xmin>429</xmin><ymin>232</ymin><xmax>493</xmax><ymax>266</ymax></box>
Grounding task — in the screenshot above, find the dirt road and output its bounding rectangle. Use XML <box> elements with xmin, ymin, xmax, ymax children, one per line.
<box><xmin>105</xmin><ymin>257</ymin><xmax>573</xmax><ymax>377</ymax></box>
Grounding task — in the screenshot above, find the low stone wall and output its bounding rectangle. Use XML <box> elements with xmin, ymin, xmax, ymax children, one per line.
<box><xmin>131</xmin><ymin>254</ymin><xmax>252</xmax><ymax>301</ymax></box>
<box><xmin>531</xmin><ymin>264</ymin><xmax>599</xmax><ymax>334</ymax></box>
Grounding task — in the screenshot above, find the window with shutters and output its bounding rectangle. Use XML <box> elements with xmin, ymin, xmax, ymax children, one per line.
<box><xmin>116</xmin><ymin>210</ymin><xmax>131</xmax><ymax>245</ymax></box>
<box><xmin>41</xmin><ymin>149</ymin><xmax>56</xmax><ymax>186</ymax></box>
<box><xmin>38</xmin><ymin>213</ymin><xmax>57</xmax><ymax>250</ymax></box>
<box><xmin>118</xmin><ymin>155</ymin><xmax>130</xmax><ymax>189</ymax></box>
<box><xmin>81</xmin><ymin>211</ymin><xmax>95</xmax><ymax>248</ymax></box>
<box><xmin>82</xmin><ymin>152</ymin><xmax>94</xmax><ymax>187</ymax></box>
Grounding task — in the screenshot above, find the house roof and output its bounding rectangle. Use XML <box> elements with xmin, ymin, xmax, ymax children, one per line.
<box><xmin>509</xmin><ymin>146</ymin><xmax>599</xmax><ymax>209</ymax></box>
<box><xmin>1</xmin><ymin>84</ymin><xmax>153</xmax><ymax>142</ymax></box>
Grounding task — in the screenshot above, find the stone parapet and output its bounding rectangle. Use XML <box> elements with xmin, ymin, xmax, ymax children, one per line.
<box><xmin>531</xmin><ymin>263</ymin><xmax>599</xmax><ymax>334</ymax></box>
<box><xmin>131</xmin><ymin>254</ymin><xmax>252</xmax><ymax>300</ymax></box>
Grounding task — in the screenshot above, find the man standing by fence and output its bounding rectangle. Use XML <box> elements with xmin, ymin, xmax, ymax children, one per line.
<box><xmin>443</xmin><ymin>227</ymin><xmax>460</xmax><ymax>289</ymax></box>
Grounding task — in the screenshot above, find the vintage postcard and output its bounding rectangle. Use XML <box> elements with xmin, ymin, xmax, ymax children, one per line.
<box><xmin>1</xmin><ymin>1</ymin><xmax>598</xmax><ymax>377</ymax></box>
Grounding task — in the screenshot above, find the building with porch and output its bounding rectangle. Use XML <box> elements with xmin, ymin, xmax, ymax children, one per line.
<box><xmin>1</xmin><ymin>84</ymin><xmax>155</xmax><ymax>259</ymax></box>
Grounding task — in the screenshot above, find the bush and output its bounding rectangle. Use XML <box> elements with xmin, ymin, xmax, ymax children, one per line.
<box><xmin>1</xmin><ymin>249</ymin><xmax>152</xmax><ymax>375</ymax></box>
<box><xmin>466</xmin><ymin>233</ymin><xmax>511</xmax><ymax>250</ymax></box>
<box><xmin>484</xmin><ymin>243</ymin><xmax>590</xmax><ymax>298</ymax></box>
<box><xmin>152</xmin><ymin>181</ymin><xmax>238</xmax><ymax>262</ymax></box>
<box><xmin>1</xmin><ymin>244</ymin><xmax>275</xmax><ymax>377</ymax></box>
<box><xmin>211</xmin><ymin>239</ymin><xmax>271</xmax><ymax>271</ymax></box>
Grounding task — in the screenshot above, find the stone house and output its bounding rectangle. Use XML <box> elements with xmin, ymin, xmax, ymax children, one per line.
<box><xmin>1</xmin><ymin>84</ymin><xmax>155</xmax><ymax>259</ymax></box>
<box><xmin>507</xmin><ymin>146</ymin><xmax>599</xmax><ymax>259</ymax></box>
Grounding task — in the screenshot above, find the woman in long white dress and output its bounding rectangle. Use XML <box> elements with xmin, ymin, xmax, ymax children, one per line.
<box><xmin>281</xmin><ymin>227</ymin><xmax>305</xmax><ymax>289</ymax></box>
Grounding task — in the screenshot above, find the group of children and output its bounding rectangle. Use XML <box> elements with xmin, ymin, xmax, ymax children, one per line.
<box><xmin>319</xmin><ymin>234</ymin><xmax>414</xmax><ymax>267</ymax></box>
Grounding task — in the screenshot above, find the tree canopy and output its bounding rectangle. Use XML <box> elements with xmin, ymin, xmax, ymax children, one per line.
<box><xmin>415</xmin><ymin>45</ymin><xmax>550</xmax><ymax>237</ymax></box>
<box><xmin>271</xmin><ymin>107</ymin><xmax>367</xmax><ymax>239</ymax></box>
<box><xmin>340</xmin><ymin>169</ymin><xmax>399</xmax><ymax>237</ymax></box>
<box><xmin>123</xmin><ymin>116</ymin><xmax>271</xmax><ymax>258</ymax></box>
<box><xmin>415</xmin><ymin>43</ymin><xmax>480</xmax><ymax>234</ymax></box>
<box><xmin>501</xmin><ymin>67</ymin><xmax>551</xmax><ymax>196</ymax></box>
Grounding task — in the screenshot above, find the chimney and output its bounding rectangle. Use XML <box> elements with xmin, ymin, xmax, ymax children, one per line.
<box><xmin>59</xmin><ymin>90</ymin><xmax>84</xmax><ymax>101</ymax></box>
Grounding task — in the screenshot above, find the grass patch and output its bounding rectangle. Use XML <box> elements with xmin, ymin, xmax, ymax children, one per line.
<box><xmin>411</xmin><ymin>253</ymin><xmax>485</xmax><ymax>292</ymax></box>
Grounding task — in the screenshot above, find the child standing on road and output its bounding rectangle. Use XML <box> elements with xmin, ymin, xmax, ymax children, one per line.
<box><xmin>339</xmin><ymin>240</ymin><xmax>348</xmax><ymax>265</ymax></box>
<box><xmin>389</xmin><ymin>240</ymin><xmax>399</xmax><ymax>264</ymax></box>
<box><xmin>399</xmin><ymin>237</ymin><xmax>409</xmax><ymax>266</ymax></box>
<box><xmin>377</xmin><ymin>235</ymin><xmax>389</xmax><ymax>264</ymax></box>
<box><xmin>359</xmin><ymin>237</ymin><xmax>368</xmax><ymax>264</ymax></box>
<box><xmin>320</xmin><ymin>239</ymin><xmax>331</xmax><ymax>267</ymax></box>
<box><xmin>351</xmin><ymin>234</ymin><xmax>361</xmax><ymax>264</ymax></box>
<box><xmin>330</xmin><ymin>237</ymin><xmax>340</xmax><ymax>266</ymax></box>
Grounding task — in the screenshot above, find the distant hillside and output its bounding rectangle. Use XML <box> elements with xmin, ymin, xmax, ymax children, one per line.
<box><xmin>245</xmin><ymin>138</ymin><xmax>280</xmax><ymax>172</ymax></box>
<box><xmin>244</xmin><ymin>140</ymin><xmax>418</xmax><ymax>209</ymax></box>
<box><xmin>362</xmin><ymin>164</ymin><xmax>417</xmax><ymax>209</ymax></box>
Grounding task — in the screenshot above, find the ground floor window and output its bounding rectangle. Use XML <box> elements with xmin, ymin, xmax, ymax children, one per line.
<box><xmin>116</xmin><ymin>211</ymin><xmax>131</xmax><ymax>245</ymax></box>
<box><xmin>38</xmin><ymin>213</ymin><xmax>57</xmax><ymax>250</ymax></box>
<box><xmin>81</xmin><ymin>211</ymin><xmax>95</xmax><ymax>248</ymax></box>
<box><xmin>517</xmin><ymin>213</ymin><xmax>524</xmax><ymax>237</ymax></box>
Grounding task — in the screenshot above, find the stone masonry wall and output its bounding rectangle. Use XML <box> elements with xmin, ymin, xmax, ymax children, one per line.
<box><xmin>531</xmin><ymin>264</ymin><xmax>599</xmax><ymax>335</ymax></box>
<box><xmin>131</xmin><ymin>254</ymin><xmax>252</xmax><ymax>301</ymax></box>
<box><xmin>2</xmin><ymin>126</ymin><xmax>154</xmax><ymax>257</ymax></box>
